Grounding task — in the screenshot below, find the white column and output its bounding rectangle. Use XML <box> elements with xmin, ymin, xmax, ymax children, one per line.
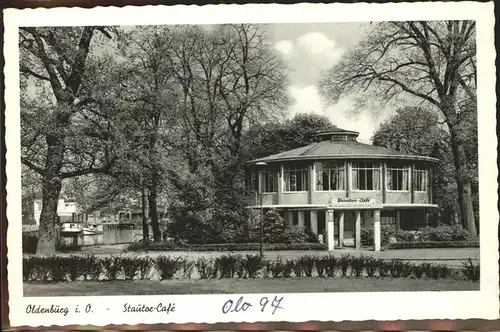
<box><xmin>327</xmin><ymin>209</ymin><xmax>335</xmax><ymax>251</ymax></box>
<box><xmin>338</xmin><ymin>211</ymin><xmax>344</xmax><ymax>247</ymax></box>
<box><xmin>287</xmin><ymin>210</ymin><xmax>294</xmax><ymax>226</ymax></box>
<box><xmin>298</xmin><ymin>210</ymin><xmax>305</xmax><ymax>229</ymax></box>
<box><xmin>374</xmin><ymin>209</ymin><xmax>381</xmax><ymax>251</ymax></box>
<box><xmin>310</xmin><ymin>210</ymin><xmax>318</xmax><ymax>235</ymax></box>
<box><xmin>355</xmin><ymin>210</ymin><xmax>361</xmax><ymax>249</ymax></box>
<box><xmin>396</xmin><ymin>210</ymin><xmax>401</xmax><ymax>231</ymax></box>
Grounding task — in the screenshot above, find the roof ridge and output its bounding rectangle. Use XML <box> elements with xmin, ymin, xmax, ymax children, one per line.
<box><xmin>298</xmin><ymin>141</ymin><xmax>321</xmax><ymax>156</ymax></box>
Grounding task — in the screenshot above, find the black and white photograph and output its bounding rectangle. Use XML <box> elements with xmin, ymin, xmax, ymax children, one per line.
<box><xmin>4</xmin><ymin>2</ymin><xmax>498</xmax><ymax>326</ymax></box>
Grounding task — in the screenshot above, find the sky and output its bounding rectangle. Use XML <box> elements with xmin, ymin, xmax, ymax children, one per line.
<box><xmin>268</xmin><ymin>23</ymin><xmax>393</xmax><ymax>143</ymax></box>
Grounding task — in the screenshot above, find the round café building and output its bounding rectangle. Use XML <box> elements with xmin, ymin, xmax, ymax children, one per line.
<box><xmin>246</xmin><ymin>128</ymin><xmax>438</xmax><ymax>251</ymax></box>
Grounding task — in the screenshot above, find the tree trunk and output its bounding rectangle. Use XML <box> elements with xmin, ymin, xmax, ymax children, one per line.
<box><xmin>141</xmin><ymin>186</ymin><xmax>150</xmax><ymax>242</ymax></box>
<box><xmin>148</xmin><ymin>185</ymin><xmax>161</xmax><ymax>242</ymax></box>
<box><xmin>36</xmin><ymin>135</ymin><xmax>65</xmax><ymax>255</ymax></box>
<box><xmin>448</xmin><ymin>124</ymin><xmax>478</xmax><ymax>240</ymax></box>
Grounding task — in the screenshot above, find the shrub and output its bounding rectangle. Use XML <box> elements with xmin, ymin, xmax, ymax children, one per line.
<box><xmin>126</xmin><ymin>239</ymin><xmax>150</xmax><ymax>252</ymax></box>
<box><xmin>350</xmin><ymin>256</ymin><xmax>365</xmax><ymax>277</ymax></box>
<box><xmin>235</xmin><ymin>258</ymin><xmax>246</xmax><ymax>278</ymax></box>
<box><xmin>400</xmin><ymin>261</ymin><xmax>414</xmax><ymax>278</ymax></box>
<box><xmin>102</xmin><ymin>256</ymin><xmax>123</xmax><ymax>281</ymax></box>
<box><xmin>394</xmin><ymin>230</ymin><xmax>418</xmax><ymax>242</ymax></box>
<box><xmin>421</xmin><ymin>262</ymin><xmax>434</xmax><ymax>279</ymax></box>
<box><xmin>23</xmin><ymin>256</ymin><xmax>40</xmax><ymax>281</ymax></box>
<box><xmin>378</xmin><ymin>261</ymin><xmax>391</xmax><ymax>277</ymax></box>
<box><xmin>360</xmin><ymin>226</ymin><xmax>393</xmax><ymax>247</ymax></box>
<box><xmin>324</xmin><ymin>255</ymin><xmax>338</xmax><ymax>277</ymax></box>
<box><xmin>315</xmin><ymin>257</ymin><xmax>327</xmax><ymax>277</ymax></box>
<box><xmin>364</xmin><ymin>256</ymin><xmax>378</xmax><ymax>277</ymax></box>
<box><xmin>181</xmin><ymin>259</ymin><xmax>195</xmax><ymax>279</ymax></box>
<box><xmin>30</xmin><ymin>257</ymin><xmax>51</xmax><ymax>281</ymax></box>
<box><xmin>248</xmin><ymin>210</ymin><xmax>309</xmax><ymax>244</ymax></box>
<box><xmin>296</xmin><ymin>255</ymin><xmax>316</xmax><ymax>277</ymax></box>
<box><xmin>262</xmin><ymin>260</ymin><xmax>273</xmax><ymax>278</ymax></box>
<box><xmin>413</xmin><ymin>264</ymin><xmax>425</xmax><ymax>278</ymax></box>
<box><xmin>338</xmin><ymin>254</ymin><xmax>351</xmax><ymax>277</ymax></box>
<box><xmin>55</xmin><ymin>238</ymin><xmax>80</xmax><ymax>252</ymax></box>
<box><xmin>270</xmin><ymin>257</ymin><xmax>285</xmax><ymax>278</ymax></box>
<box><xmin>47</xmin><ymin>256</ymin><xmax>70</xmax><ymax>282</ymax></box>
<box><xmin>292</xmin><ymin>259</ymin><xmax>303</xmax><ymax>277</ymax></box>
<box><xmin>244</xmin><ymin>254</ymin><xmax>263</xmax><ymax>278</ymax></box>
<box><xmin>281</xmin><ymin>226</ymin><xmax>309</xmax><ymax>244</ymax></box>
<box><xmin>137</xmin><ymin>257</ymin><xmax>153</xmax><ymax>280</ymax></box>
<box><xmin>121</xmin><ymin>257</ymin><xmax>144</xmax><ymax>280</ymax></box>
<box><xmin>248</xmin><ymin>210</ymin><xmax>286</xmax><ymax>244</ymax></box>
<box><xmin>388</xmin><ymin>241</ymin><xmax>479</xmax><ymax>249</ymax></box>
<box><xmin>282</xmin><ymin>259</ymin><xmax>295</xmax><ymax>278</ymax></box>
<box><xmin>216</xmin><ymin>254</ymin><xmax>240</xmax><ymax>278</ymax></box>
<box><xmin>304</xmin><ymin>227</ymin><xmax>320</xmax><ymax>243</ymax></box>
<box><xmin>80</xmin><ymin>255</ymin><xmax>102</xmax><ymax>281</ymax></box>
<box><xmin>420</xmin><ymin>225</ymin><xmax>471</xmax><ymax>242</ymax></box>
<box><xmin>66</xmin><ymin>255</ymin><xmax>85</xmax><ymax>281</ymax></box>
<box><xmin>390</xmin><ymin>259</ymin><xmax>405</xmax><ymax>278</ymax></box>
<box><xmin>136</xmin><ymin>242</ymin><xmax>327</xmax><ymax>252</ymax></box>
<box><xmin>155</xmin><ymin>255</ymin><xmax>184</xmax><ymax>280</ymax></box>
<box><xmin>195</xmin><ymin>257</ymin><xmax>218</xmax><ymax>279</ymax></box>
<box><xmin>429</xmin><ymin>264</ymin><xmax>441</xmax><ymax>279</ymax></box>
<box><xmin>436</xmin><ymin>264</ymin><xmax>451</xmax><ymax>279</ymax></box>
<box><xmin>462</xmin><ymin>259</ymin><xmax>480</xmax><ymax>281</ymax></box>
<box><xmin>22</xmin><ymin>233</ymin><xmax>38</xmax><ymax>254</ymax></box>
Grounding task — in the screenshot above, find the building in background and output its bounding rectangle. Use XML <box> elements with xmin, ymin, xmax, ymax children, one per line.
<box><xmin>246</xmin><ymin>128</ymin><xmax>438</xmax><ymax>251</ymax></box>
<box><xmin>32</xmin><ymin>198</ymin><xmax>85</xmax><ymax>226</ymax></box>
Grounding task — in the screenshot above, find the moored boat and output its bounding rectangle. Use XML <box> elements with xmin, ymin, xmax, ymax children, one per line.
<box><xmin>82</xmin><ymin>223</ymin><xmax>104</xmax><ymax>235</ymax></box>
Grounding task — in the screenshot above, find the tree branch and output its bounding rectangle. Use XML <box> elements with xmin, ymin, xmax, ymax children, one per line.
<box><xmin>378</xmin><ymin>75</ymin><xmax>440</xmax><ymax>107</ymax></box>
<box><xmin>21</xmin><ymin>157</ymin><xmax>45</xmax><ymax>175</ymax></box>
<box><xmin>20</xmin><ymin>66</ymin><xmax>51</xmax><ymax>81</ymax></box>
<box><xmin>60</xmin><ymin>163</ymin><xmax>113</xmax><ymax>179</ymax></box>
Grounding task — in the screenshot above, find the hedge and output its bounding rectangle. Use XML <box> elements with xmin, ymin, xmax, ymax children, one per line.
<box><xmin>22</xmin><ymin>254</ymin><xmax>480</xmax><ymax>282</ymax></box>
<box><xmin>388</xmin><ymin>241</ymin><xmax>480</xmax><ymax>249</ymax></box>
<box><xmin>129</xmin><ymin>242</ymin><xmax>328</xmax><ymax>252</ymax></box>
<box><xmin>131</xmin><ymin>239</ymin><xmax>479</xmax><ymax>252</ymax></box>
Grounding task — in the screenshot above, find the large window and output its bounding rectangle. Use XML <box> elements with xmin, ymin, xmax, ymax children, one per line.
<box><xmin>284</xmin><ymin>164</ymin><xmax>309</xmax><ymax>191</ymax></box>
<box><xmin>316</xmin><ymin>162</ymin><xmax>345</xmax><ymax>191</ymax></box>
<box><xmin>414</xmin><ymin>168</ymin><xmax>428</xmax><ymax>192</ymax></box>
<box><xmin>249</xmin><ymin>170</ymin><xmax>278</xmax><ymax>193</ymax></box>
<box><xmin>386</xmin><ymin>163</ymin><xmax>410</xmax><ymax>191</ymax></box>
<box><xmin>262</xmin><ymin>170</ymin><xmax>278</xmax><ymax>193</ymax></box>
<box><xmin>352</xmin><ymin>162</ymin><xmax>381</xmax><ymax>190</ymax></box>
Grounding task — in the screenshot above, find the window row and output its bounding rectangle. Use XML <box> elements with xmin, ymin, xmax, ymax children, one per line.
<box><xmin>250</xmin><ymin>162</ymin><xmax>428</xmax><ymax>192</ymax></box>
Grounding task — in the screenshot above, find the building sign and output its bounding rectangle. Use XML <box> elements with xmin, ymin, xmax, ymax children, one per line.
<box><xmin>329</xmin><ymin>197</ymin><xmax>380</xmax><ymax>208</ymax></box>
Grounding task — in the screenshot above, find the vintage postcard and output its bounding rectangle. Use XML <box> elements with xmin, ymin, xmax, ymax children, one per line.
<box><xmin>4</xmin><ymin>2</ymin><xmax>498</xmax><ymax>327</ymax></box>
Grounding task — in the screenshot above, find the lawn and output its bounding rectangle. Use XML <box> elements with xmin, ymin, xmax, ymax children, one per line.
<box><xmin>24</xmin><ymin>278</ymin><xmax>479</xmax><ymax>296</ymax></box>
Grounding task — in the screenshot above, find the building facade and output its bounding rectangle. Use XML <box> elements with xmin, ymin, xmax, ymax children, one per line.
<box><xmin>246</xmin><ymin>128</ymin><xmax>438</xmax><ymax>251</ymax></box>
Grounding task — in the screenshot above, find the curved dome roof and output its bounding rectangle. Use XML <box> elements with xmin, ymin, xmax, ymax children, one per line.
<box><xmin>250</xmin><ymin>130</ymin><xmax>439</xmax><ymax>164</ymax></box>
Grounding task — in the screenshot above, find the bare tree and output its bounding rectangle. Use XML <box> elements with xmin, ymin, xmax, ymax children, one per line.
<box><xmin>217</xmin><ymin>24</ymin><xmax>288</xmax><ymax>161</ymax></box>
<box><xmin>167</xmin><ymin>24</ymin><xmax>288</xmax><ymax>171</ymax></box>
<box><xmin>320</xmin><ymin>21</ymin><xmax>478</xmax><ymax>239</ymax></box>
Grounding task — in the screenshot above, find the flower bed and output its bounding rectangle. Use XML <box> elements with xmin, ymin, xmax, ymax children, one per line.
<box><xmin>23</xmin><ymin>254</ymin><xmax>480</xmax><ymax>282</ymax></box>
